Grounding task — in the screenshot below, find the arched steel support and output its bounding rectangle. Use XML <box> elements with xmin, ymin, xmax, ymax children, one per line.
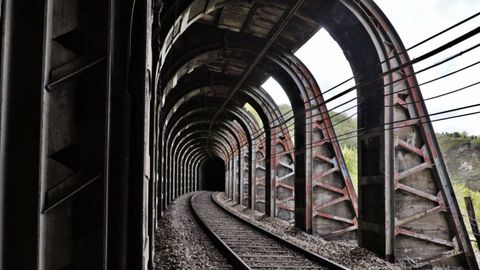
<box><xmin>161</xmin><ymin>43</ymin><xmax>356</xmax><ymax>236</ymax></box>
<box><xmin>156</xmin><ymin>0</ymin><xmax>477</xmax><ymax>266</ymax></box>
<box><xmin>161</xmin><ymin>70</ymin><xmax>297</xmax><ymax>219</ymax></box>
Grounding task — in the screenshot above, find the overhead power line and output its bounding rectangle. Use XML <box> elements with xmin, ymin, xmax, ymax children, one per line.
<box><xmin>254</xmin><ymin>107</ymin><xmax>480</xmax><ymax>161</ymax></box>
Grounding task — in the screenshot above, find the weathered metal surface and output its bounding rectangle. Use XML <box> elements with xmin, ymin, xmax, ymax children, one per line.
<box><xmin>160</xmin><ymin>31</ymin><xmax>359</xmax><ymax>236</ymax></box>
<box><xmin>0</xmin><ymin>0</ymin><xmax>6</xmax><ymax>264</ymax></box>
<box><xmin>161</xmin><ymin>96</ymin><xmax>256</xmax><ymax>202</ymax></box>
<box><xmin>2</xmin><ymin>0</ymin><xmax>475</xmax><ymax>268</ymax></box>
<box><xmin>41</xmin><ymin>0</ymin><xmax>111</xmax><ymax>268</ymax></box>
<box><xmin>254</xmin><ymin>138</ymin><xmax>267</xmax><ymax>212</ymax></box>
<box><xmin>269</xmin><ymin>49</ymin><xmax>358</xmax><ymax>238</ymax></box>
<box><xmin>273</xmin><ymin>128</ymin><xmax>295</xmax><ymax>223</ymax></box>
<box><xmin>154</xmin><ymin>0</ymin><xmax>477</xmax><ymax>268</ymax></box>
<box><xmin>0</xmin><ymin>0</ymin><xmax>46</xmax><ymax>268</ymax></box>
<box><xmin>160</xmin><ymin>65</ymin><xmax>292</xmax><ymax>213</ymax></box>
<box><xmin>318</xmin><ymin>0</ymin><xmax>478</xmax><ymax>267</ymax></box>
<box><xmin>241</xmin><ymin>146</ymin><xmax>249</xmax><ymax>207</ymax></box>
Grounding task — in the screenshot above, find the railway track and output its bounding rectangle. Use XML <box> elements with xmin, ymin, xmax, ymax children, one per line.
<box><xmin>190</xmin><ymin>192</ymin><xmax>350</xmax><ymax>270</ymax></box>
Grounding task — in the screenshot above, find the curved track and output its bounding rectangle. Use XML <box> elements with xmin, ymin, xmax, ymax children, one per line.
<box><xmin>190</xmin><ymin>192</ymin><xmax>350</xmax><ymax>270</ymax></box>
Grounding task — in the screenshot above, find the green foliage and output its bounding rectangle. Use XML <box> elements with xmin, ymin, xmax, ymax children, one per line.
<box><xmin>277</xmin><ymin>104</ymin><xmax>293</xmax><ymax>119</ymax></box>
<box><xmin>341</xmin><ymin>145</ymin><xmax>358</xmax><ymax>192</ymax></box>
<box><xmin>332</xmin><ymin>111</ymin><xmax>358</xmax><ymax>192</ymax></box>
<box><xmin>454</xmin><ymin>183</ymin><xmax>480</xmax><ymax>215</ymax></box>
<box><xmin>471</xmin><ymin>137</ymin><xmax>480</xmax><ymax>148</ymax></box>
<box><xmin>436</xmin><ymin>132</ymin><xmax>480</xmax><ymax>190</ymax></box>
<box><xmin>278</xmin><ymin>104</ymin><xmax>295</xmax><ymax>142</ymax></box>
<box><xmin>243</xmin><ymin>103</ymin><xmax>263</xmax><ymax>128</ymax></box>
<box><xmin>436</xmin><ymin>132</ymin><xmax>471</xmax><ymax>151</ymax></box>
<box><xmin>453</xmin><ymin>183</ymin><xmax>480</xmax><ymax>239</ymax></box>
<box><xmin>329</xmin><ymin>111</ymin><xmax>357</xmax><ymax>149</ymax></box>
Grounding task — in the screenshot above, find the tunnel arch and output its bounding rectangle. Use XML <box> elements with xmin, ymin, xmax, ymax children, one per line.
<box><xmin>160</xmin><ymin>39</ymin><xmax>357</xmax><ymax>235</ymax></box>
<box><xmin>162</xmin><ymin>74</ymin><xmax>296</xmax><ymax>213</ymax></box>
<box><xmin>154</xmin><ymin>0</ymin><xmax>476</xmax><ymax>267</ymax></box>
<box><xmin>1</xmin><ymin>1</ymin><xmax>476</xmax><ymax>268</ymax></box>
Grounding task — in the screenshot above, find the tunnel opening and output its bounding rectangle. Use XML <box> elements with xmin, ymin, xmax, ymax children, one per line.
<box><xmin>199</xmin><ymin>157</ymin><xmax>226</xmax><ymax>191</ymax></box>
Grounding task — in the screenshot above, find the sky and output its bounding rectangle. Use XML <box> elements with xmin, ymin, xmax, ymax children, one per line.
<box><xmin>262</xmin><ymin>0</ymin><xmax>480</xmax><ymax>135</ymax></box>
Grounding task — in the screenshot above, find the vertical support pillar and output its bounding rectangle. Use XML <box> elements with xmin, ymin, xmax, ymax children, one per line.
<box><xmin>465</xmin><ymin>197</ymin><xmax>480</xmax><ymax>250</ymax></box>
<box><xmin>188</xmin><ymin>158</ymin><xmax>192</xmax><ymax>193</ymax></box>
<box><xmin>254</xmin><ymin>143</ymin><xmax>266</xmax><ymax>213</ymax></box>
<box><xmin>107</xmin><ymin>0</ymin><xmax>134</xmax><ymax>268</ymax></box>
<box><xmin>184</xmin><ymin>155</ymin><xmax>189</xmax><ymax>193</ymax></box>
<box><xmin>190</xmin><ymin>154</ymin><xmax>198</xmax><ymax>193</ymax></box>
<box><xmin>193</xmin><ymin>159</ymin><xmax>198</xmax><ymax>192</ymax></box>
<box><xmin>357</xmin><ymin>77</ymin><xmax>388</xmax><ymax>258</ymax></box>
<box><xmin>169</xmin><ymin>148</ymin><xmax>174</xmax><ymax>201</ymax></box>
<box><xmin>191</xmin><ymin>158</ymin><xmax>195</xmax><ymax>192</ymax></box>
<box><xmin>183</xmin><ymin>150</ymin><xmax>189</xmax><ymax>194</ymax></box>
<box><xmin>238</xmin><ymin>148</ymin><xmax>244</xmax><ymax>206</ymax></box>
<box><xmin>231</xmin><ymin>157</ymin><xmax>235</xmax><ymax>201</ymax></box>
<box><xmin>170</xmin><ymin>147</ymin><xmax>175</xmax><ymax>200</ymax></box>
<box><xmin>249</xmin><ymin>140</ymin><xmax>256</xmax><ymax>209</ymax></box>
<box><xmin>180</xmin><ymin>153</ymin><xmax>185</xmax><ymax>195</ymax></box>
<box><xmin>243</xmin><ymin>146</ymin><xmax>251</xmax><ymax>208</ymax></box>
<box><xmin>165</xmin><ymin>151</ymin><xmax>170</xmax><ymax>203</ymax></box>
<box><xmin>233</xmin><ymin>154</ymin><xmax>238</xmax><ymax>203</ymax></box>
<box><xmin>0</xmin><ymin>1</ymin><xmax>5</xmax><ymax>264</ymax></box>
<box><xmin>169</xmin><ymin>148</ymin><xmax>174</xmax><ymax>200</ymax></box>
<box><xmin>225</xmin><ymin>157</ymin><xmax>229</xmax><ymax>197</ymax></box>
<box><xmin>295</xmin><ymin>107</ymin><xmax>312</xmax><ymax>233</ymax></box>
<box><xmin>0</xmin><ymin>0</ymin><xmax>46</xmax><ymax>268</ymax></box>
<box><xmin>196</xmin><ymin>160</ymin><xmax>201</xmax><ymax>191</ymax></box>
<box><xmin>228</xmin><ymin>157</ymin><xmax>233</xmax><ymax>198</ymax></box>
<box><xmin>179</xmin><ymin>153</ymin><xmax>183</xmax><ymax>196</ymax></box>
<box><xmin>177</xmin><ymin>154</ymin><xmax>181</xmax><ymax>196</ymax></box>
<box><xmin>174</xmin><ymin>151</ymin><xmax>179</xmax><ymax>198</ymax></box>
<box><xmin>183</xmin><ymin>156</ymin><xmax>187</xmax><ymax>194</ymax></box>
<box><xmin>177</xmin><ymin>151</ymin><xmax>180</xmax><ymax>196</ymax></box>
<box><xmin>170</xmin><ymin>146</ymin><xmax>177</xmax><ymax>199</ymax></box>
<box><xmin>265</xmin><ymin>128</ymin><xmax>275</xmax><ymax>217</ymax></box>
<box><xmin>127</xmin><ymin>0</ymin><xmax>151</xmax><ymax>267</ymax></box>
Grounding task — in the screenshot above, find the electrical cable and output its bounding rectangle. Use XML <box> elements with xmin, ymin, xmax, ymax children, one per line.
<box><xmin>233</xmin><ymin>76</ymin><xmax>480</xmax><ymax>149</ymax></box>
<box><xmin>232</xmin><ymin>45</ymin><xmax>480</xmax><ymax>146</ymax></box>
<box><xmin>251</xmin><ymin>105</ymin><xmax>480</xmax><ymax>161</ymax></box>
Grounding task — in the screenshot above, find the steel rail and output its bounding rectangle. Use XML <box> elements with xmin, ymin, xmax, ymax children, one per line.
<box><xmin>189</xmin><ymin>192</ymin><xmax>251</xmax><ymax>270</ymax></box>
<box><xmin>211</xmin><ymin>192</ymin><xmax>350</xmax><ymax>270</ymax></box>
<box><xmin>191</xmin><ymin>191</ymin><xmax>350</xmax><ymax>270</ymax></box>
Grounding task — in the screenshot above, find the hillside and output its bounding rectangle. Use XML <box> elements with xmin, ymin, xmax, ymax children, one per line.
<box><xmin>437</xmin><ymin>133</ymin><xmax>480</xmax><ymax>191</ymax></box>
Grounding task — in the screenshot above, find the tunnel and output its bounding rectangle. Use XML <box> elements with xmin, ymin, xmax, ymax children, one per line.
<box><xmin>199</xmin><ymin>157</ymin><xmax>226</xmax><ymax>191</ymax></box>
<box><xmin>0</xmin><ymin>0</ymin><xmax>477</xmax><ymax>269</ymax></box>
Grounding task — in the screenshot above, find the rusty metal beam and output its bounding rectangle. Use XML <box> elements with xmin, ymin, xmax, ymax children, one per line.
<box><xmin>155</xmin><ymin>1</ymin><xmax>477</xmax><ymax>268</ymax></box>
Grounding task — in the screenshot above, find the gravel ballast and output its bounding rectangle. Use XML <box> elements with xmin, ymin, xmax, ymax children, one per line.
<box><xmin>214</xmin><ymin>192</ymin><xmax>400</xmax><ymax>270</ymax></box>
<box><xmin>156</xmin><ymin>191</ymin><xmax>470</xmax><ymax>269</ymax></box>
<box><xmin>192</xmin><ymin>192</ymin><xmax>328</xmax><ymax>269</ymax></box>
<box><xmin>154</xmin><ymin>193</ymin><xmax>232</xmax><ymax>269</ymax></box>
